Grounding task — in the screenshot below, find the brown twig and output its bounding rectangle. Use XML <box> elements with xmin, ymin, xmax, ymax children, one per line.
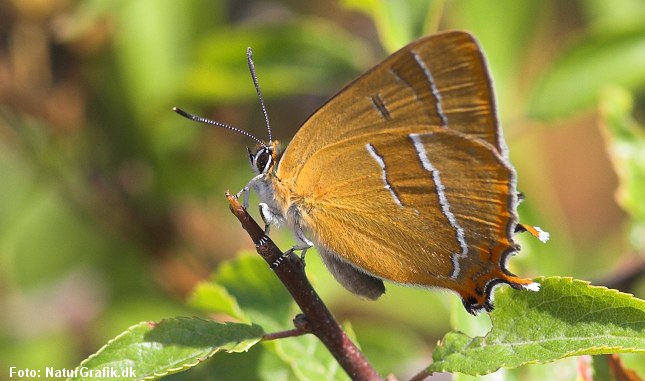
<box><xmin>262</xmin><ymin>314</ymin><xmax>312</xmax><ymax>341</ymax></box>
<box><xmin>226</xmin><ymin>193</ymin><xmax>382</xmax><ymax>381</ymax></box>
<box><xmin>408</xmin><ymin>368</ymin><xmax>432</xmax><ymax>381</ymax></box>
<box><xmin>262</xmin><ymin>328</ymin><xmax>308</xmax><ymax>341</ymax></box>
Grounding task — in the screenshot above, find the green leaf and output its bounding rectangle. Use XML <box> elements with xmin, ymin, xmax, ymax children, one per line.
<box><xmin>192</xmin><ymin>254</ymin><xmax>362</xmax><ymax>379</ymax></box>
<box><xmin>266</xmin><ymin>334</ymin><xmax>352</xmax><ymax>381</ymax></box>
<box><xmin>429</xmin><ymin>277</ymin><xmax>645</xmax><ymax>376</ymax></box>
<box><xmin>599</xmin><ymin>87</ymin><xmax>645</xmax><ymax>225</ymax></box>
<box><xmin>527</xmin><ymin>27</ymin><xmax>645</xmax><ymax>120</ymax></box>
<box><xmin>187</xmin><ymin>282</ymin><xmax>251</xmax><ymax>323</ymax></box>
<box><xmin>267</xmin><ymin>321</ymin><xmax>356</xmax><ymax>381</ymax></box>
<box><xmin>68</xmin><ymin>318</ymin><xmax>263</xmax><ymax>381</ymax></box>
<box><xmin>209</xmin><ymin>254</ymin><xmax>294</xmax><ymax>331</ymax></box>
<box><xmin>196</xmin><ymin>254</ymin><xmax>352</xmax><ymax>379</ymax></box>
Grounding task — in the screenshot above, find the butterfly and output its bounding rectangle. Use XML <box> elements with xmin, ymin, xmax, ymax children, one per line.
<box><xmin>174</xmin><ymin>30</ymin><xmax>548</xmax><ymax>314</ymax></box>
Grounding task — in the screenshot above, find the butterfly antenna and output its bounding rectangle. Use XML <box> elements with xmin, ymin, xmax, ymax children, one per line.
<box><xmin>172</xmin><ymin>107</ymin><xmax>265</xmax><ymax>147</ymax></box>
<box><xmin>246</xmin><ymin>47</ymin><xmax>273</xmax><ymax>142</ymax></box>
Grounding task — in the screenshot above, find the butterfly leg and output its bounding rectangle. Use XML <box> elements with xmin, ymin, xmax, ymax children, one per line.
<box><xmin>270</xmin><ymin>227</ymin><xmax>313</xmax><ymax>269</ymax></box>
<box><xmin>270</xmin><ymin>245</ymin><xmax>311</xmax><ymax>269</ymax></box>
<box><xmin>259</xmin><ymin>202</ymin><xmax>287</xmax><ymax>235</ymax></box>
<box><xmin>236</xmin><ymin>174</ymin><xmax>264</xmax><ymax>209</ymax></box>
<box><xmin>236</xmin><ymin>186</ymin><xmax>251</xmax><ymax>209</ymax></box>
<box><xmin>258</xmin><ymin>202</ymin><xmax>293</xmax><ymax>269</ymax></box>
<box><xmin>293</xmin><ymin>227</ymin><xmax>313</xmax><ymax>263</ymax></box>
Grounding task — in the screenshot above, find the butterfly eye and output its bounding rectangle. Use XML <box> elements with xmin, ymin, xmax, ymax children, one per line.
<box><xmin>254</xmin><ymin>147</ymin><xmax>273</xmax><ymax>174</ymax></box>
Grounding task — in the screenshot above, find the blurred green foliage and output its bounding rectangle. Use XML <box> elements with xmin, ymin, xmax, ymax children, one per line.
<box><xmin>1</xmin><ymin>0</ymin><xmax>644</xmax><ymax>380</ymax></box>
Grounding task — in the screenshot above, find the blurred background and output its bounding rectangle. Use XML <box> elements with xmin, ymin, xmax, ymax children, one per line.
<box><xmin>1</xmin><ymin>0</ymin><xmax>644</xmax><ymax>379</ymax></box>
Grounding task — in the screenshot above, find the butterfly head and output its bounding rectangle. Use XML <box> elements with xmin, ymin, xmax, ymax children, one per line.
<box><xmin>247</xmin><ymin>141</ymin><xmax>280</xmax><ymax>176</ymax></box>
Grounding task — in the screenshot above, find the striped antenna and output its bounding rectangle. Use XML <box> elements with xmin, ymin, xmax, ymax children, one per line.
<box><xmin>172</xmin><ymin>107</ymin><xmax>265</xmax><ymax>147</ymax></box>
<box><xmin>173</xmin><ymin>47</ymin><xmax>273</xmax><ymax>146</ymax></box>
<box><xmin>246</xmin><ymin>47</ymin><xmax>273</xmax><ymax>142</ymax></box>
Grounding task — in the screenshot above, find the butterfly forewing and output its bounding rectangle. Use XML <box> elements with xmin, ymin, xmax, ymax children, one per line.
<box><xmin>411</xmin><ymin>33</ymin><xmax>506</xmax><ymax>155</ymax></box>
<box><xmin>277</xmin><ymin>31</ymin><xmax>505</xmax><ymax>180</ymax></box>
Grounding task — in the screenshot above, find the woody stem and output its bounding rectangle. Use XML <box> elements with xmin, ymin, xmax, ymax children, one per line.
<box><xmin>226</xmin><ymin>193</ymin><xmax>381</xmax><ymax>381</ymax></box>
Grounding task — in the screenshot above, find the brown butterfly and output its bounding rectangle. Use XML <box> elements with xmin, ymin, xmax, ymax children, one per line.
<box><xmin>175</xmin><ymin>30</ymin><xmax>548</xmax><ymax>314</ymax></box>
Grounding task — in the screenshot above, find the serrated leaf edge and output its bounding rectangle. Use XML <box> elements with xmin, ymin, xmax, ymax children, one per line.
<box><xmin>70</xmin><ymin>317</ymin><xmax>262</xmax><ymax>381</ymax></box>
<box><xmin>430</xmin><ymin>277</ymin><xmax>645</xmax><ymax>375</ymax></box>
